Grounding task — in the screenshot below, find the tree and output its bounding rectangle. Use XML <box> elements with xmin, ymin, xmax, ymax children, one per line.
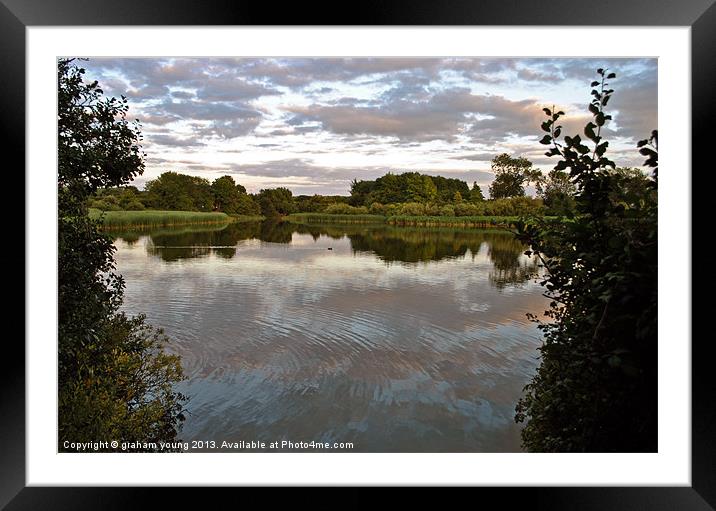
<box><xmin>145</xmin><ymin>171</ymin><xmax>213</xmax><ymax>211</ymax></box>
<box><xmin>429</xmin><ymin>174</ymin><xmax>471</xmax><ymax>202</ymax></box>
<box><xmin>453</xmin><ymin>191</ymin><xmax>463</xmax><ymax>203</ymax></box>
<box><xmin>371</xmin><ymin>173</ymin><xmax>404</xmax><ymax>204</ymax></box>
<box><xmin>349</xmin><ymin>178</ymin><xmax>376</xmax><ymax>206</ymax></box>
<box><xmin>469</xmin><ymin>182</ymin><xmax>485</xmax><ymax>203</ymax></box>
<box><xmin>488</xmin><ymin>154</ymin><xmax>538</xmax><ymax>199</ymax></box>
<box><xmin>535</xmin><ymin>168</ymin><xmax>576</xmax><ymax>216</ymax></box>
<box><xmin>58</xmin><ymin>58</ymin><xmax>186</xmax><ymax>450</ymax></box>
<box><xmin>257</xmin><ymin>187</ymin><xmax>295</xmax><ymax>216</ymax></box>
<box><xmin>211</xmin><ymin>175</ymin><xmax>245</xmax><ymax>214</ymax></box>
<box><xmin>234</xmin><ymin>193</ymin><xmax>261</xmax><ymax>216</ymax></box>
<box><xmin>406</xmin><ymin>173</ymin><xmax>438</xmax><ymax>203</ymax></box>
<box><xmin>514</xmin><ymin>69</ymin><xmax>657</xmax><ymax>452</ymax></box>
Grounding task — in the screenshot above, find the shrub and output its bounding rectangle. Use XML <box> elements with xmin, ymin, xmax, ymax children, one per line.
<box><xmin>369</xmin><ymin>202</ymin><xmax>387</xmax><ymax>215</ymax></box>
<box><xmin>439</xmin><ymin>204</ymin><xmax>455</xmax><ymax>217</ymax></box>
<box><xmin>514</xmin><ymin>69</ymin><xmax>657</xmax><ymax>452</ymax></box>
<box><xmin>324</xmin><ymin>203</ymin><xmax>369</xmax><ymax>215</ymax></box>
<box><xmin>454</xmin><ymin>202</ymin><xmax>480</xmax><ymax>217</ymax></box>
<box><xmin>124</xmin><ymin>200</ymin><xmax>145</xmax><ymax>211</ymax></box>
<box><xmin>399</xmin><ymin>202</ymin><xmax>426</xmax><ymax>216</ymax></box>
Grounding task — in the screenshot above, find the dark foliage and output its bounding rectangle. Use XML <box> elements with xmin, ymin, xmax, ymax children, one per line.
<box><xmin>514</xmin><ymin>69</ymin><xmax>658</xmax><ymax>452</ymax></box>
<box><xmin>349</xmin><ymin>172</ymin><xmax>470</xmax><ymax>206</ymax></box>
<box><xmin>58</xmin><ymin>59</ymin><xmax>186</xmax><ymax>450</ymax></box>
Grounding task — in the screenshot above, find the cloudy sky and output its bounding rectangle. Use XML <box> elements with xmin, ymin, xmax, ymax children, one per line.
<box><xmin>81</xmin><ymin>57</ymin><xmax>657</xmax><ymax>195</ymax></box>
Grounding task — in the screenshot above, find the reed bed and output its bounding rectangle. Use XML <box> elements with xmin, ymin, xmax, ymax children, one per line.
<box><xmin>386</xmin><ymin>215</ymin><xmax>523</xmax><ymax>228</ymax></box>
<box><xmin>89</xmin><ymin>209</ymin><xmax>231</xmax><ymax>229</ymax></box>
<box><xmin>229</xmin><ymin>214</ymin><xmax>265</xmax><ymax>223</ymax></box>
<box><xmin>286</xmin><ymin>213</ymin><xmax>387</xmax><ymax>224</ymax></box>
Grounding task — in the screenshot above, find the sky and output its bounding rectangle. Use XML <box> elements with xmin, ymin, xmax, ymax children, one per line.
<box><xmin>81</xmin><ymin>57</ymin><xmax>657</xmax><ymax>196</ymax></box>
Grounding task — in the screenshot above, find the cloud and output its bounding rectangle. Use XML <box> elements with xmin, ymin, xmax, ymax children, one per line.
<box><xmin>78</xmin><ymin>57</ymin><xmax>657</xmax><ymax>195</ymax></box>
<box><xmin>285</xmin><ymin>88</ymin><xmax>577</xmax><ymax>144</ymax></box>
<box><xmin>605</xmin><ymin>71</ymin><xmax>658</xmax><ymax>141</ymax></box>
<box><xmin>147</xmin><ymin>134</ymin><xmax>206</xmax><ymax>147</ymax></box>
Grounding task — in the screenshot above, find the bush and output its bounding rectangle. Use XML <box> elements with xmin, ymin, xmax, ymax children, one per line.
<box><xmin>124</xmin><ymin>200</ymin><xmax>145</xmax><ymax>211</ymax></box>
<box><xmin>454</xmin><ymin>202</ymin><xmax>481</xmax><ymax>217</ymax></box>
<box><xmin>324</xmin><ymin>203</ymin><xmax>368</xmax><ymax>215</ymax></box>
<box><xmin>90</xmin><ymin>199</ymin><xmax>122</xmax><ymax>211</ymax></box>
<box><xmin>514</xmin><ymin>69</ymin><xmax>657</xmax><ymax>452</ymax></box>
<box><xmin>368</xmin><ymin>202</ymin><xmax>386</xmax><ymax>215</ymax></box>
<box><xmin>58</xmin><ymin>58</ymin><xmax>186</xmax><ymax>450</ymax></box>
<box><xmin>384</xmin><ymin>203</ymin><xmax>401</xmax><ymax>217</ymax></box>
<box><xmin>423</xmin><ymin>202</ymin><xmax>441</xmax><ymax>216</ymax></box>
<box><xmin>398</xmin><ymin>202</ymin><xmax>426</xmax><ymax>216</ymax></box>
<box><xmin>439</xmin><ymin>204</ymin><xmax>455</xmax><ymax>217</ymax></box>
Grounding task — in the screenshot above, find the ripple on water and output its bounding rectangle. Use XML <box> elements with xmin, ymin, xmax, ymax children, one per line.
<box><xmin>114</xmin><ymin>227</ymin><xmax>547</xmax><ymax>451</ymax></box>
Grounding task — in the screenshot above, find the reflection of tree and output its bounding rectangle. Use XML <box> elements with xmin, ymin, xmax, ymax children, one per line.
<box><xmin>348</xmin><ymin>226</ymin><xmax>537</xmax><ymax>288</ymax></box>
<box><xmin>115</xmin><ymin>221</ymin><xmax>538</xmax><ymax>289</ymax></box>
<box><xmin>143</xmin><ymin>223</ymin><xmax>261</xmax><ymax>262</ymax></box>
<box><xmin>485</xmin><ymin>232</ymin><xmax>539</xmax><ymax>289</ymax></box>
<box><xmin>113</xmin><ymin>232</ymin><xmax>140</xmax><ymax>246</ymax></box>
<box><xmin>256</xmin><ymin>219</ymin><xmax>295</xmax><ymax>244</ymax></box>
<box><xmin>348</xmin><ymin>228</ymin><xmax>478</xmax><ymax>263</ymax></box>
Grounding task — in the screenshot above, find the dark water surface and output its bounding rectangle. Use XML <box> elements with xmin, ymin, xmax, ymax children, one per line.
<box><xmin>112</xmin><ymin>220</ymin><xmax>548</xmax><ymax>452</ymax></box>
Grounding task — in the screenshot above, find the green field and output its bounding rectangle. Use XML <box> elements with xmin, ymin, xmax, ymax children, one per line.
<box><xmin>89</xmin><ymin>209</ymin><xmax>232</xmax><ymax>229</ymax></box>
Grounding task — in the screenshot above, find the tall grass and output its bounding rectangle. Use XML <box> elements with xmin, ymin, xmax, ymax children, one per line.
<box><xmin>89</xmin><ymin>209</ymin><xmax>231</xmax><ymax>229</ymax></box>
<box><xmin>386</xmin><ymin>215</ymin><xmax>523</xmax><ymax>228</ymax></box>
<box><xmin>287</xmin><ymin>213</ymin><xmax>386</xmax><ymax>224</ymax></box>
<box><xmin>229</xmin><ymin>214</ymin><xmax>265</xmax><ymax>223</ymax></box>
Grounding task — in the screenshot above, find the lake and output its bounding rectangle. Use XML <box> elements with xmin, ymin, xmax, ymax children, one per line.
<box><xmin>111</xmin><ymin>220</ymin><xmax>548</xmax><ymax>452</ymax></box>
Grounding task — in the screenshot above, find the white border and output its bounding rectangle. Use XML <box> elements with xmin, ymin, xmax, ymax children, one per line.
<box><xmin>27</xmin><ymin>27</ymin><xmax>691</xmax><ymax>486</ymax></box>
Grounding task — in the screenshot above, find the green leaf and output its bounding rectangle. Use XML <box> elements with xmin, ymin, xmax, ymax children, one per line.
<box><xmin>584</xmin><ymin>122</ymin><xmax>597</xmax><ymax>141</ymax></box>
<box><xmin>543</xmin><ymin>108</ymin><xmax>552</xmax><ymax>116</ymax></box>
<box><xmin>595</xmin><ymin>141</ymin><xmax>609</xmax><ymax>156</ymax></box>
<box><xmin>539</xmin><ymin>135</ymin><xmax>552</xmax><ymax>145</ymax></box>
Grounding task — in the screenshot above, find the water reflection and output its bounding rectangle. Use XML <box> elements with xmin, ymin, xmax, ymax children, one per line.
<box><xmin>112</xmin><ymin>221</ymin><xmax>547</xmax><ymax>452</ymax></box>
<box><xmin>113</xmin><ymin>221</ymin><xmax>539</xmax><ymax>282</ymax></box>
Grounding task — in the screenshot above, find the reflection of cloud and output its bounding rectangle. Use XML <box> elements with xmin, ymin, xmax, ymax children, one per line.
<box><xmin>114</xmin><ymin>227</ymin><xmax>550</xmax><ymax>450</ymax></box>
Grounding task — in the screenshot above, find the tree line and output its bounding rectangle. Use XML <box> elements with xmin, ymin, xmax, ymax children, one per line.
<box><xmin>91</xmin><ymin>158</ymin><xmax>648</xmax><ymax>220</ymax></box>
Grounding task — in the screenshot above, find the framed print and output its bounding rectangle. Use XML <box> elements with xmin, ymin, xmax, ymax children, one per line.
<box><xmin>6</xmin><ymin>0</ymin><xmax>711</xmax><ymax>506</ymax></box>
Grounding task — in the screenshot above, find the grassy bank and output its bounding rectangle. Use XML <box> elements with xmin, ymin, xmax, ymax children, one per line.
<box><xmin>287</xmin><ymin>212</ymin><xmax>542</xmax><ymax>228</ymax></box>
<box><xmin>89</xmin><ymin>209</ymin><xmax>232</xmax><ymax>229</ymax></box>
<box><xmin>286</xmin><ymin>213</ymin><xmax>386</xmax><ymax>224</ymax></box>
<box><xmin>229</xmin><ymin>214</ymin><xmax>265</xmax><ymax>223</ymax></box>
<box><xmin>387</xmin><ymin>215</ymin><xmax>524</xmax><ymax>228</ymax></box>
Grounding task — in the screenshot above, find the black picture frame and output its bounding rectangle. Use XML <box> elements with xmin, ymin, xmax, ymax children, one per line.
<box><xmin>5</xmin><ymin>0</ymin><xmax>710</xmax><ymax>506</ymax></box>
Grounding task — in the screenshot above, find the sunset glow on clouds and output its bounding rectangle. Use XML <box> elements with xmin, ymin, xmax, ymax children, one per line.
<box><xmin>82</xmin><ymin>57</ymin><xmax>657</xmax><ymax>195</ymax></box>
